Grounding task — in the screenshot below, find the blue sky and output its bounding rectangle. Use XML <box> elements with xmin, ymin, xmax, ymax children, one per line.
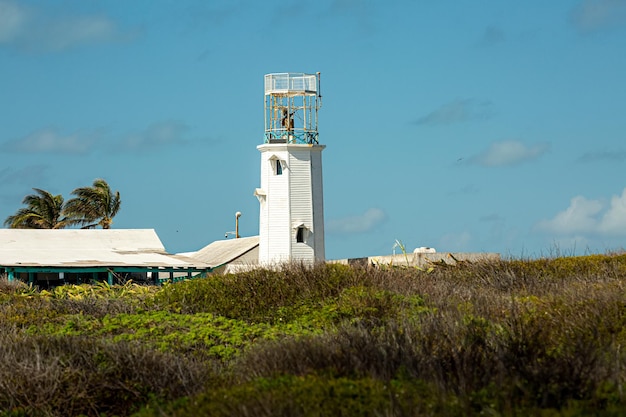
<box><xmin>1</xmin><ymin>0</ymin><xmax>625</xmax><ymax>259</ymax></box>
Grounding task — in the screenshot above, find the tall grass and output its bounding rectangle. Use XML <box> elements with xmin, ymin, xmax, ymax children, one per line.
<box><xmin>0</xmin><ymin>331</ymin><xmax>213</xmax><ymax>416</ymax></box>
<box><xmin>3</xmin><ymin>254</ymin><xmax>626</xmax><ymax>416</ymax></box>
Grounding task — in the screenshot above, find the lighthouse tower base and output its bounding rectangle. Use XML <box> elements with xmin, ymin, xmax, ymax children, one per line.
<box><xmin>255</xmin><ymin>143</ymin><xmax>325</xmax><ymax>266</ymax></box>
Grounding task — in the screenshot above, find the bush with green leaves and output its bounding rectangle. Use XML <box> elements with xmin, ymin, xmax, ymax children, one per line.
<box><xmin>3</xmin><ymin>254</ymin><xmax>626</xmax><ymax>416</ymax></box>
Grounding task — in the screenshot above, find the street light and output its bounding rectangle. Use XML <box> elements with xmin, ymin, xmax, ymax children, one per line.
<box><xmin>225</xmin><ymin>211</ymin><xmax>242</xmax><ymax>239</ymax></box>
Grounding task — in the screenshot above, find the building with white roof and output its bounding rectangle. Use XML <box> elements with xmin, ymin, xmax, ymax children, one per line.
<box><xmin>179</xmin><ymin>236</ymin><xmax>259</xmax><ymax>274</ymax></box>
<box><xmin>0</xmin><ymin>229</ymin><xmax>212</xmax><ymax>286</ymax></box>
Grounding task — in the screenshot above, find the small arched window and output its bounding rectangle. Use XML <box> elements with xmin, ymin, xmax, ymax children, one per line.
<box><xmin>270</xmin><ymin>156</ymin><xmax>284</xmax><ymax>175</ymax></box>
<box><xmin>296</xmin><ymin>226</ymin><xmax>305</xmax><ymax>243</ymax></box>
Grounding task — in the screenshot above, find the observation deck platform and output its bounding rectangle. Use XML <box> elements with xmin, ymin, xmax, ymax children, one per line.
<box><xmin>264</xmin><ymin>73</ymin><xmax>319</xmax><ymax>96</ymax></box>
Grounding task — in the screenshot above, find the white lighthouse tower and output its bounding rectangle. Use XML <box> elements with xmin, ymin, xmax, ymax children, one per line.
<box><xmin>255</xmin><ymin>72</ymin><xmax>325</xmax><ymax>265</ymax></box>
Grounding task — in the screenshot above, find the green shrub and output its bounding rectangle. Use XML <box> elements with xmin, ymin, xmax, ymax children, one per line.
<box><xmin>152</xmin><ymin>263</ymin><xmax>364</xmax><ymax>321</ymax></box>
<box><xmin>4</xmin><ymin>254</ymin><xmax>626</xmax><ymax>416</ymax></box>
<box><xmin>133</xmin><ymin>374</ymin><xmax>458</xmax><ymax>417</ymax></box>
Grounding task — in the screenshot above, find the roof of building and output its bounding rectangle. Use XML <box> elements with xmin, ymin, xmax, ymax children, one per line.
<box><xmin>0</xmin><ymin>229</ymin><xmax>210</xmax><ymax>269</ymax></box>
<box><xmin>179</xmin><ymin>236</ymin><xmax>259</xmax><ymax>268</ymax></box>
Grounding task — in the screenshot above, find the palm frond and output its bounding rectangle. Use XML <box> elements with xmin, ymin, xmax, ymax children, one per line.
<box><xmin>3</xmin><ymin>188</ymin><xmax>69</xmax><ymax>229</ymax></box>
<box><xmin>63</xmin><ymin>179</ymin><xmax>121</xmax><ymax>229</ymax></box>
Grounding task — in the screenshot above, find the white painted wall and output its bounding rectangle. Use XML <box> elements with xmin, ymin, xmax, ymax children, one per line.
<box><xmin>310</xmin><ymin>148</ymin><xmax>325</xmax><ymax>261</ymax></box>
<box><xmin>256</xmin><ymin>143</ymin><xmax>325</xmax><ymax>265</ymax></box>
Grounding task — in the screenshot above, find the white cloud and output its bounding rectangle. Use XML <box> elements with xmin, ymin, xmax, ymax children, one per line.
<box><xmin>479</xmin><ymin>25</ymin><xmax>505</xmax><ymax>46</ymax></box>
<box><xmin>470</xmin><ymin>140</ymin><xmax>549</xmax><ymax>167</ymax></box>
<box><xmin>1</xmin><ymin>127</ymin><xmax>99</xmax><ymax>154</ymax></box>
<box><xmin>571</xmin><ymin>0</ymin><xmax>626</xmax><ymax>33</ymax></box>
<box><xmin>115</xmin><ymin>121</ymin><xmax>190</xmax><ymax>153</ymax></box>
<box><xmin>327</xmin><ymin>208</ymin><xmax>386</xmax><ymax>234</ymax></box>
<box><xmin>480</xmin><ymin>213</ymin><xmax>505</xmax><ymax>222</ymax></box>
<box><xmin>577</xmin><ymin>149</ymin><xmax>626</xmax><ymax>162</ymax></box>
<box><xmin>3</xmin><ymin>121</ymin><xmax>193</xmax><ymax>156</ymax></box>
<box><xmin>415</xmin><ymin>99</ymin><xmax>493</xmax><ymax>126</ymax></box>
<box><xmin>0</xmin><ymin>0</ymin><xmax>27</xmax><ymax>43</ymax></box>
<box><xmin>35</xmin><ymin>16</ymin><xmax>120</xmax><ymax>52</ymax></box>
<box><xmin>599</xmin><ymin>188</ymin><xmax>626</xmax><ymax>233</ymax></box>
<box><xmin>536</xmin><ymin>196</ymin><xmax>603</xmax><ymax>234</ymax></box>
<box><xmin>537</xmin><ymin>188</ymin><xmax>626</xmax><ymax>236</ymax></box>
<box><xmin>0</xmin><ymin>0</ymin><xmax>131</xmax><ymax>52</ymax></box>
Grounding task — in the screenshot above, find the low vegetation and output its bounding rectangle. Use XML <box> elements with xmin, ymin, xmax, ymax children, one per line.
<box><xmin>2</xmin><ymin>254</ymin><xmax>626</xmax><ymax>416</ymax></box>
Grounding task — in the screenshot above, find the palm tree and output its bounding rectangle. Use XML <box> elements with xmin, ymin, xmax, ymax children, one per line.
<box><xmin>63</xmin><ymin>179</ymin><xmax>121</xmax><ymax>229</ymax></box>
<box><xmin>4</xmin><ymin>188</ymin><xmax>70</xmax><ymax>229</ymax></box>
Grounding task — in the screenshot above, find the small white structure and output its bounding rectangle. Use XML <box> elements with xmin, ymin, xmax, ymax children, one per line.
<box><xmin>414</xmin><ymin>247</ymin><xmax>436</xmax><ymax>254</ymax></box>
<box><xmin>255</xmin><ymin>73</ymin><xmax>325</xmax><ymax>265</ymax></box>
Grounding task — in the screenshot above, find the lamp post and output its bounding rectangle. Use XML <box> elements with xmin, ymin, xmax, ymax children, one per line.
<box><xmin>225</xmin><ymin>211</ymin><xmax>243</xmax><ymax>239</ymax></box>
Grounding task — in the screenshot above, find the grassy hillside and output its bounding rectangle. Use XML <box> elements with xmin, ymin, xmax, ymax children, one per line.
<box><xmin>2</xmin><ymin>254</ymin><xmax>626</xmax><ymax>416</ymax></box>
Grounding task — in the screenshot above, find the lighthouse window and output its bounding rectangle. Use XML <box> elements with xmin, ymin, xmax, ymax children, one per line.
<box><xmin>296</xmin><ymin>226</ymin><xmax>305</xmax><ymax>243</ymax></box>
<box><xmin>275</xmin><ymin>159</ymin><xmax>283</xmax><ymax>175</ymax></box>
